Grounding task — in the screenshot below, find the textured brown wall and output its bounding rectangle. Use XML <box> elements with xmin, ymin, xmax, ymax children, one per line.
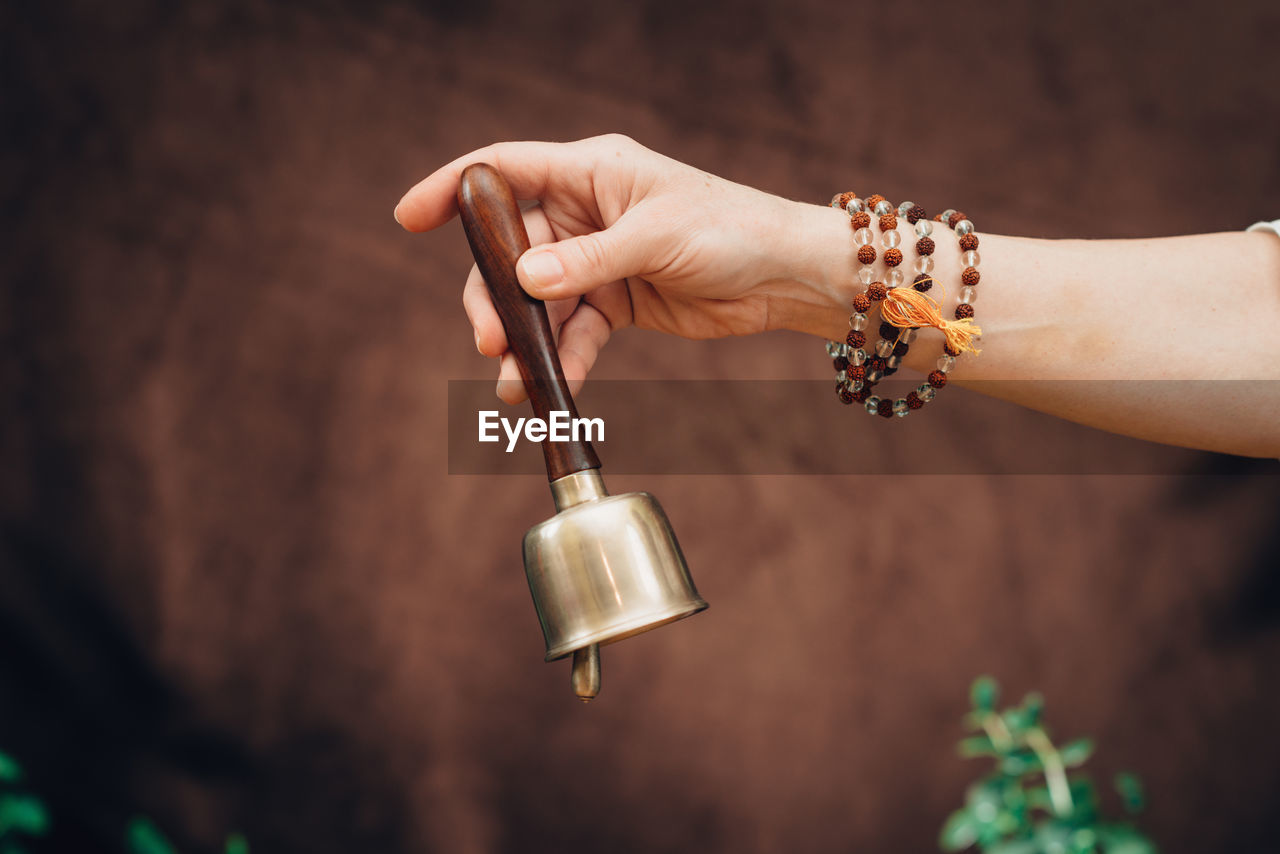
<box><xmin>2</xmin><ymin>2</ymin><xmax>1279</xmax><ymax>852</ymax></box>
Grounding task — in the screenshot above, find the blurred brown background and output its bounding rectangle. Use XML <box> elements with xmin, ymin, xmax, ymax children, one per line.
<box><xmin>2</xmin><ymin>1</ymin><xmax>1279</xmax><ymax>852</ymax></box>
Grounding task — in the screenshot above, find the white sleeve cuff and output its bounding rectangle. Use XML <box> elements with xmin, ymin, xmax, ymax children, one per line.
<box><xmin>1246</xmin><ymin>218</ymin><xmax>1280</xmax><ymax>237</ymax></box>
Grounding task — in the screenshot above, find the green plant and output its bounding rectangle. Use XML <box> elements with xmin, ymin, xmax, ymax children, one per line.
<box><xmin>940</xmin><ymin>677</ymin><xmax>1156</xmax><ymax>854</ymax></box>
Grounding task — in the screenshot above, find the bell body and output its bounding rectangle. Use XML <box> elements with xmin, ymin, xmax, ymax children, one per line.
<box><xmin>523</xmin><ymin>471</ymin><xmax>707</xmax><ymax>662</ymax></box>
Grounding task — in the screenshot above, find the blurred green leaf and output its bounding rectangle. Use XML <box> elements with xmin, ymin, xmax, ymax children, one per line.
<box><xmin>126</xmin><ymin>817</ymin><xmax>177</xmax><ymax>854</ymax></box>
<box><xmin>959</xmin><ymin>735</ymin><xmax>997</xmax><ymax>758</ymax></box>
<box><xmin>1020</xmin><ymin>693</ymin><xmax>1044</xmax><ymax>727</ymax></box>
<box><xmin>987</xmin><ymin>840</ymin><xmax>1038</xmax><ymax>854</ymax></box>
<box><xmin>1059</xmin><ymin>739</ymin><xmax>1095</xmax><ymax>768</ymax></box>
<box><xmin>1000</xmin><ymin>750</ymin><xmax>1042</xmax><ymax>777</ymax></box>
<box><xmin>1114</xmin><ymin>773</ymin><xmax>1145</xmax><ymax>814</ymax></box>
<box><xmin>971</xmin><ymin>677</ymin><xmax>999</xmax><ymax>714</ymax></box>
<box><xmin>1095</xmin><ymin>823</ymin><xmax>1156</xmax><ymax>854</ymax></box>
<box><xmin>225</xmin><ymin>833</ymin><xmax>250</xmax><ymax>854</ymax></box>
<box><xmin>0</xmin><ymin>796</ymin><xmax>49</xmax><ymax>837</ymax></box>
<box><xmin>0</xmin><ymin>754</ymin><xmax>21</xmax><ymax>785</ymax></box>
<box><xmin>939</xmin><ymin>807</ymin><xmax>979</xmax><ymax>851</ymax></box>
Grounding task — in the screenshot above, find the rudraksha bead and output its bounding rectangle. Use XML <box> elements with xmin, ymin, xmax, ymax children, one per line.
<box><xmin>961</xmin><ymin>267</ymin><xmax>981</xmax><ymax>286</ymax></box>
<box><xmin>892</xmin><ymin>341</ymin><xmax>910</xmax><ymax>358</ymax></box>
<box><xmin>836</xmin><ymin>191</ymin><xmax>857</xmax><ymax>209</ymax></box>
<box><xmin>838</xmin><ymin>387</ymin><xmax>856</xmax><ymax>404</ymax></box>
<box><xmin>834</xmin><ymin>355</ymin><xmax>850</xmax><ymax>372</ymax></box>
<box><xmin>878</xmin><ymin>213</ymin><xmax>897</xmax><ymax>232</ymax></box>
<box><xmin>865</xmin><ymin>193</ymin><xmax>886</xmax><ymax>209</ymax></box>
<box><xmin>852</xmin><ymin>293</ymin><xmax>872</xmax><ymax>313</ymax></box>
<box><xmin>943</xmin><ymin>341</ymin><xmax>962</xmax><ymax>357</ymax></box>
<box><xmin>906</xmin><ymin>391</ymin><xmax>925</xmax><ymax>410</ymax></box>
<box><xmin>851</xmin><ymin>211</ymin><xmax>872</xmax><ymax>230</ymax></box>
<box><xmin>928</xmin><ymin>370</ymin><xmax>948</xmax><ymax>389</ymax></box>
<box><xmin>857</xmin><ymin>245</ymin><xmax>877</xmax><ymax>265</ymax></box>
<box><xmin>915</xmin><ymin>236</ymin><xmax>935</xmax><ymax>256</ymax></box>
<box><xmin>907</xmin><ymin>204</ymin><xmax>927</xmax><ymax>224</ymax></box>
<box><xmin>883</xmin><ymin>248</ymin><xmax>903</xmax><ymax>267</ymax></box>
<box><xmin>913</xmin><ymin>273</ymin><xmax>933</xmax><ymax>291</ymax></box>
<box><xmin>955</xmin><ymin>303</ymin><xmax>975</xmax><ymax>320</ymax></box>
<box><xmin>868</xmin><ymin>355</ymin><xmax>888</xmax><ymax>372</ymax></box>
<box><xmin>877</xmin><ymin>398</ymin><xmax>895</xmax><ymax>418</ymax></box>
<box><xmin>846</xmin><ymin>364</ymin><xmax>866</xmax><ymax>382</ymax></box>
<box><xmin>947</xmin><ymin>211</ymin><xmax>967</xmax><ymax>229</ymax></box>
<box><xmin>959</xmin><ymin>233</ymin><xmax>979</xmax><ymax>252</ymax></box>
<box><xmin>879</xmin><ymin>320</ymin><xmax>898</xmax><ymax>340</ymax></box>
<box><xmin>846</xmin><ymin>329</ymin><xmax>866</xmax><ymax>348</ymax></box>
<box><xmin>851</xmin><ymin>385</ymin><xmax>873</xmax><ymax>403</ymax></box>
<box><xmin>867</xmin><ymin>282</ymin><xmax>887</xmax><ymax>301</ymax></box>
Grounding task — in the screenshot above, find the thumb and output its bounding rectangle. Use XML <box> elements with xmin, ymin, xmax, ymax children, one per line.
<box><xmin>516</xmin><ymin>216</ymin><xmax>650</xmax><ymax>300</ymax></box>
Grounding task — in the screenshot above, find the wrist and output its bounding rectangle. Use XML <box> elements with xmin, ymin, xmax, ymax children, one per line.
<box><xmin>757</xmin><ymin>199</ymin><xmax>857</xmax><ymax>339</ymax></box>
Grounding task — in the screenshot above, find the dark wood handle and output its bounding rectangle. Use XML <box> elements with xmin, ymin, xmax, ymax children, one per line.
<box><xmin>457</xmin><ymin>162</ymin><xmax>601</xmax><ymax>481</ymax></box>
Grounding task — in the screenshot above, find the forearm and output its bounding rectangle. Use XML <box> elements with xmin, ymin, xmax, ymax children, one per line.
<box><xmin>767</xmin><ymin>200</ymin><xmax>1280</xmax><ymax>456</ymax></box>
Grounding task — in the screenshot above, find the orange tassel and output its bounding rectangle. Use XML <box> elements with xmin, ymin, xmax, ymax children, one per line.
<box><xmin>881</xmin><ymin>282</ymin><xmax>982</xmax><ymax>356</ymax></box>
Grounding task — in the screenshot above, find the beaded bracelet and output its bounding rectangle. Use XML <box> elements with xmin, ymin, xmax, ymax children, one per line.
<box><xmin>825</xmin><ymin>194</ymin><xmax>983</xmax><ymax>418</ymax></box>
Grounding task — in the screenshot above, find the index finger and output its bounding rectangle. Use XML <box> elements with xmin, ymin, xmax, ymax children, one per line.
<box><xmin>393</xmin><ymin>140</ymin><xmax>575</xmax><ymax>233</ymax></box>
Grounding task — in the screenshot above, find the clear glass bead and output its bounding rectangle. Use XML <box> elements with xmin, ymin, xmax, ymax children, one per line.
<box><xmin>914</xmin><ymin>219</ymin><xmax>933</xmax><ymax>237</ymax></box>
<box><xmin>937</xmin><ymin>354</ymin><xmax>956</xmax><ymax>373</ymax></box>
<box><xmin>893</xmin><ymin>398</ymin><xmax>910</xmax><ymax>417</ymax></box>
<box><xmin>881</xmin><ymin>229</ymin><xmax>901</xmax><ymax>249</ymax></box>
<box><xmin>826</xmin><ymin>340</ymin><xmax>840</xmax><ymax>357</ymax></box>
<box><xmin>955</xmin><ymin>219</ymin><xmax>974</xmax><ymax>236</ymax></box>
<box><xmin>850</xmin><ymin>379</ymin><xmax>863</xmax><ymax>391</ymax></box>
<box><xmin>866</xmin><ymin>369</ymin><xmax>883</xmax><ymax>383</ymax></box>
<box><xmin>836</xmin><ymin>371</ymin><xmax>847</xmax><ymax>384</ymax></box>
<box><xmin>858</xmin><ymin>266</ymin><xmax>876</xmax><ymax>285</ymax></box>
<box><xmin>848</xmin><ymin>197</ymin><xmax>866</xmax><ymax>213</ymax></box>
<box><xmin>887</xmin><ymin>268</ymin><xmax>905</xmax><ymax>288</ymax></box>
<box><xmin>886</xmin><ymin>354</ymin><xmax>902</xmax><ymax>369</ymax></box>
<box><xmin>963</xmin><ymin>250</ymin><xmax>981</xmax><ymax>268</ymax></box>
<box><xmin>850</xmin><ymin>348</ymin><xmax>866</xmax><ymax>365</ymax></box>
<box><xmin>941</xmin><ymin>208</ymin><xmax>956</xmax><ymax>222</ymax></box>
<box><xmin>864</xmin><ymin>396</ymin><xmax>881</xmax><ymax>414</ymax></box>
<box><xmin>899</xmin><ymin>328</ymin><xmax>918</xmax><ymax>343</ymax></box>
<box><xmin>918</xmin><ymin>384</ymin><xmax>936</xmax><ymax>401</ymax></box>
<box><xmin>854</xmin><ymin>227</ymin><xmax>875</xmax><ymax>246</ymax></box>
<box><xmin>897</xmin><ymin>200</ymin><xmax>914</xmax><ymax>217</ymax></box>
<box><xmin>959</xmin><ymin>286</ymin><xmax>977</xmax><ymax>305</ymax></box>
<box><xmin>830</xmin><ymin>193</ymin><xmax>843</xmax><ymax>206</ymax></box>
<box><xmin>852</xmin><ymin>313</ymin><xmax>868</xmax><ymax>331</ymax></box>
<box><xmin>914</xmin><ymin>255</ymin><xmax>935</xmax><ymax>275</ymax></box>
<box><xmin>875</xmin><ymin>339</ymin><xmax>893</xmax><ymax>357</ymax></box>
<box><xmin>873</xmin><ymin>200</ymin><xmax>893</xmax><ymax>216</ymax></box>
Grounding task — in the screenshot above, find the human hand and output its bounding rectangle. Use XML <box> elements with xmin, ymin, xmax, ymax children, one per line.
<box><xmin>394</xmin><ymin>134</ymin><xmax>845</xmax><ymax>403</ymax></box>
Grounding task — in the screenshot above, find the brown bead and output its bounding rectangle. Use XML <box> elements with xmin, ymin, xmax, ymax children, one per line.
<box><xmin>961</xmin><ymin>267</ymin><xmax>980</xmax><ymax>286</ymax></box>
<box><xmin>912</xmin><ymin>273</ymin><xmax>933</xmax><ymax>291</ymax></box>
<box><xmin>857</xmin><ymin>245</ymin><xmax>877</xmax><ymax>265</ymax></box>
<box><xmin>955</xmin><ymin>304</ymin><xmax>975</xmax><ymax>320</ymax></box>
<box><xmin>836</xmin><ymin>191</ymin><xmax>857</xmax><ymax>209</ymax></box>
<box><xmin>868</xmin><ymin>355</ymin><xmax>888</xmax><ymax>372</ymax></box>
<box><xmin>850</xmin><ymin>211</ymin><xmax>871</xmax><ymax>230</ymax></box>
<box><xmin>846</xmin><ymin>364</ymin><xmax>866</xmax><ymax>382</ymax></box>
<box><xmin>865</xmin><ymin>193</ymin><xmax>886</xmax><ymax>209</ymax></box>
<box><xmin>906</xmin><ymin>391</ymin><xmax>925</xmax><ymax>410</ymax></box>
<box><xmin>878</xmin><ymin>213</ymin><xmax>897</xmax><ymax>232</ymax></box>
<box><xmin>933</xmin><ymin>213</ymin><xmax>945</xmax><ymax>222</ymax></box>
<box><xmin>852</xmin><ymin>293</ymin><xmax>872</xmax><ymax>313</ymax></box>
<box><xmin>928</xmin><ymin>370</ymin><xmax>948</xmax><ymax>389</ymax></box>
<box><xmin>907</xmin><ymin>204</ymin><xmax>927</xmax><ymax>224</ymax></box>
<box><xmin>884</xmin><ymin>248</ymin><xmax>903</xmax><ymax>267</ymax></box>
<box><xmin>879</xmin><ymin>320</ymin><xmax>898</xmax><ymax>340</ymax></box>
<box><xmin>867</xmin><ymin>282</ymin><xmax>887</xmax><ymax>301</ymax></box>
<box><xmin>838</xmin><ymin>386</ymin><xmax>856</xmax><ymax>404</ymax></box>
<box><xmin>834</xmin><ymin>355</ymin><xmax>850</xmax><ymax>372</ymax></box>
<box><xmin>877</xmin><ymin>398</ymin><xmax>895</xmax><ymax>418</ymax></box>
<box><xmin>959</xmin><ymin>233</ymin><xmax>979</xmax><ymax>251</ymax></box>
<box><xmin>852</xmin><ymin>385</ymin><xmax>873</xmax><ymax>403</ymax></box>
<box><xmin>846</xmin><ymin>329</ymin><xmax>866</xmax><ymax>348</ymax></box>
<box><xmin>915</xmin><ymin>236</ymin><xmax>935</xmax><ymax>256</ymax></box>
<box><xmin>948</xmin><ymin>211</ymin><xmax>967</xmax><ymax>229</ymax></box>
<box><xmin>943</xmin><ymin>341</ymin><xmax>962</xmax><ymax>357</ymax></box>
<box><xmin>892</xmin><ymin>341</ymin><xmax>910</xmax><ymax>358</ymax></box>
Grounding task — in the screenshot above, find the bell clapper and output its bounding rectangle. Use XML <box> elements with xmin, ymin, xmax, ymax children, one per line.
<box><xmin>571</xmin><ymin>644</ymin><xmax>601</xmax><ymax>701</ymax></box>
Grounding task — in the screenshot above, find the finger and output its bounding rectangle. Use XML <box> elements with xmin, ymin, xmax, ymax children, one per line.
<box><xmin>515</xmin><ymin>208</ymin><xmax>657</xmax><ymax>301</ymax></box>
<box><xmin>555</xmin><ymin>302</ymin><xmax>614</xmax><ymax>397</ymax></box>
<box><xmin>496</xmin><ymin>351</ymin><xmax>528</xmax><ymax>405</ymax></box>
<box><xmin>396</xmin><ymin>140</ymin><xmax>584</xmax><ymax>233</ymax></box>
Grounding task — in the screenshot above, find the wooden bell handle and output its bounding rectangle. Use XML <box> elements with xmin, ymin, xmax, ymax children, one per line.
<box><xmin>457</xmin><ymin>162</ymin><xmax>601</xmax><ymax>481</ymax></box>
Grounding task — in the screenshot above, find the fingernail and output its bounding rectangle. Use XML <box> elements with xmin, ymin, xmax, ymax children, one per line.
<box><xmin>475</xmin><ymin>329</ymin><xmax>483</xmax><ymax>354</ymax></box>
<box><xmin>520</xmin><ymin>251</ymin><xmax>564</xmax><ymax>289</ymax></box>
<box><xmin>393</xmin><ymin>205</ymin><xmax>403</xmax><ymax>225</ymax></box>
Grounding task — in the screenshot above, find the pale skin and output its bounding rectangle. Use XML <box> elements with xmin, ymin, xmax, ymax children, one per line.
<box><xmin>395</xmin><ymin>134</ymin><xmax>1280</xmax><ymax>458</ymax></box>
